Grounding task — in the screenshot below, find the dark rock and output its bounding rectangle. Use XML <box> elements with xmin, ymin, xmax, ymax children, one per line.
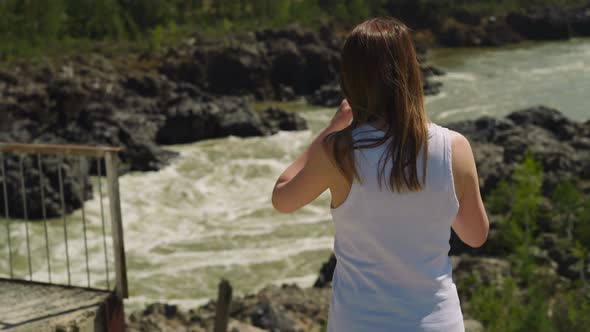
<box><xmin>261</xmin><ymin>108</ymin><xmax>308</xmax><ymax>132</ymax></box>
<box><xmin>299</xmin><ymin>44</ymin><xmax>339</xmax><ymax>95</ymax></box>
<box><xmin>439</xmin><ymin>21</ymin><xmax>485</xmax><ymax>47</ymax></box>
<box><xmin>481</xmin><ymin>20</ymin><xmax>524</xmax><ymax>46</ymax></box>
<box><xmin>421</xmin><ymin>65</ymin><xmax>446</xmax><ymax>78</ymax></box>
<box><xmin>216</xmin><ymin>105</ymin><xmax>270</xmax><ymax>137</ymax></box>
<box><xmin>506</xmin><ymin>106</ymin><xmax>579</xmax><ymax>140</ymax></box>
<box><xmin>384</xmin><ymin>0</ymin><xmax>443</xmax><ymax>31</ymax></box>
<box><xmin>206</xmin><ymin>44</ymin><xmax>273</xmax><ymax>99</ymax></box>
<box><xmin>159</xmin><ymin>58</ymin><xmax>206</xmax><ymax>87</ymax></box>
<box><xmin>314</xmin><ymin>254</ymin><xmax>336</xmax><ymax>288</ymax></box>
<box><xmin>452</xmin><ymin>9</ymin><xmax>483</xmax><ymax>26</ymax></box>
<box><xmin>0</xmin><ymin>70</ymin><xmax>18</xmax><ymax>85</ymax></box>
<box><xmin>423</xmin><ymin>79</ymin><xmax>443</xmax><ymax>96</ymax></box>
<box><xmin>539</xmin><ymin>233</ymin><xmax>585</xmax><ymax>280</ymax></box>
<box><xmin>438</xmin><ymin>19</ymin><xmax>521</xmax><ymax>48</ymax></box>
<box><xmin>307</xmin><ymin>83</ymin><xmax>342</xmax><ymax>108</ymax></box>
<box><xmin>124</xmin><ymin>74</ymin><xmax>161</xmax><ymax>97</ymax></box>
<box><xmin>571</xmin><ymin>6</ymin><xmax>590</xmax><ymax>36</ymax></box>
<box><xmin>156</xmin><ymin>98</ymin><xmax>308</xmax><ymax>145</ymax></box>
<box><xmin>0</xmin><ymin>153</ymin><xmax>91</xmax><ymax>219</ymax></box>
<box><xmin>268</xmin><ymin>39</ymin><xmax>307</xmax><ymax>94</ymax></box>
<box><xmin>276</xmin><ymin>85</ymin><xmax>296</xmax><ymax>101</ymax></box>
<box><xmin>251</xmin><ymin>299</ymin><xmax>298</xmax><ymax>332</ymax></box>
<box><xmin>447</xmin><ymin>106</ymin><xmax>589</xmax><ymax>197</ymax></box>
<box><xmin>506</xmin><ymin>7</ymin><xmax>571</xmax><ymax>40</ymax></box>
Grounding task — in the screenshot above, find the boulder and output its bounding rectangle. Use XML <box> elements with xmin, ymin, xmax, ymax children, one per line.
<box><xmin>156</xmin><ymin>98</ymin><xmax>308</xmax><ymax>145</ymax></box>
<box><xmin>261</xmin><ymin>107</ymin><xmax>308</xmax><ymax>132</ymax></box>
<box><xmin>206</xmin><ymin>44</ymin><xmax>273</xmax><ymax>99</ymax></box>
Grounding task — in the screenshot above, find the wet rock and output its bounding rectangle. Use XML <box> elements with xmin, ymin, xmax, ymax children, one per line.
<box><xmin>423</xmin><ymin>79</ymin><xmax>443</xmax><ymax>96</ymax></box>
<box><xmin>261</xmin><ymin>107</ymin><xmax>308</xmax><ymax>132</ymax></box>
<box><xmin>314</xmin><ymin>254</ymin><xmax>337</xmax><ymax>288</ymax></box>
<box><xmin>155</xmin><ymin>98</ymin><xmax>308</xmax><ymax>145</ymax></box>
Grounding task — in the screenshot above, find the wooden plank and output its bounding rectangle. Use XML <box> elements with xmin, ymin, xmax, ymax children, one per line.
<box><xmin>105</xmin><ymin>152</ymin><xmax>128</xmax><ymax>299</ymax></box>
<box><xmin>0</xmin><ymin>143</ymin><xmax>122</xmax><ymax>157</ymax></box>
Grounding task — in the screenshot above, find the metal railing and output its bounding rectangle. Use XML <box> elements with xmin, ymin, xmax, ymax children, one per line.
<box><xmin>0</xmin><ymin>143</ymin><xmax>128</xmax><ymax>299</ymax></box>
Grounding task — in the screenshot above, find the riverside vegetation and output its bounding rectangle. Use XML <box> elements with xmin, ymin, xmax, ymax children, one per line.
<box><xmin>2</xmin><ymin>0</ymin><xmax>590</xmax><ymax>61</ymax></box>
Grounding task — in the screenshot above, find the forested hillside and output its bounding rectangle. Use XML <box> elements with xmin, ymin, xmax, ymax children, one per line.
<box><xmin>0</xmin><ymin>0</ymin><xmax>587</xmax><ymax>60</ymax></box>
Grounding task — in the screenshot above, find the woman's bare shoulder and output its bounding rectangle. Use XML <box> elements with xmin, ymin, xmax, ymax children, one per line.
<box><xmin>449</xmin><ymin>130</ymin><xmax>474</xmax><ymax>164</ymax></box>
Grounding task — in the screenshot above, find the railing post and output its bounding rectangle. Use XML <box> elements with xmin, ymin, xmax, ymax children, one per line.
<box><xmin>105</xmin><ymin>151</ymin><xmax>128</xmax><ymax>299</ymax></box>
<box><xmin>214</xmin><ymin>279</ymin><xmax>233</xmax><ymax>332</ymax></box>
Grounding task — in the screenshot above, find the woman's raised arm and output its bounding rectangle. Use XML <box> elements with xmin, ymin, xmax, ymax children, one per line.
<box><xmin>271</xmin><ymin>100</ymin><xmax>352</xmax><ymax>213</ymax></box>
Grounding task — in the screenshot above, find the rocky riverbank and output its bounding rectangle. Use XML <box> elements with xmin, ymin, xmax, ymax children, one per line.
<box><xmin>391</xmin><ymin>1</ymin><xmax>590</xmax><ymax>47</ymax></box>
<box><xmin>0</xmin><ymin>22</ymin><xmax>446</xmax><ymax>219</ymax></box>
<box><xmin>126</xmin><ymin>283</ymin><xmax>485</xmax><ymax>332</ymax></box>
<box><xmin>127</xmin><ymin>107</ymin><xmax>590</xmax><ymax>331</ymax></box>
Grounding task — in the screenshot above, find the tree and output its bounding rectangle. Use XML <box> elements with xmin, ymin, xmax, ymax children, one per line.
<box><xmin>511</xmin><ymin>152</ymin><xmax>543</xmax><ymax>250</ymax></box>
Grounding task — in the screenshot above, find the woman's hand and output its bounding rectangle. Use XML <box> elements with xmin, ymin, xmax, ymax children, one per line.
<box><xmin>328</xmin><ymin>99</ymin><xmax>353</xmax><ymax>131</ymax></box>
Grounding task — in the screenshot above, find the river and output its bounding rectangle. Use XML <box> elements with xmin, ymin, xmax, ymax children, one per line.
<box><xmin>0</xmin><ymin>38</ymin><xmax>589</xmax><ymax>312</ymax></box>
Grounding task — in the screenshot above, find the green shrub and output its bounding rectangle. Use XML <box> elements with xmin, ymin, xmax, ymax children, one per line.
<box><xmin>552</xmin><ymin>179</ymin><xmax>583</xmax><ymax>240</ymax></box>
<box><xmin>491</xmin><ymin>152</ymin><xmax>544</xmax><ymax>254</ymax></box>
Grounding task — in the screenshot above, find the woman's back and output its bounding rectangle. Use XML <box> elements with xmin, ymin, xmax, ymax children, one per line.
<box><xmin>328</xmin><ymin>122</ymin><xmax>464</xmax><ymax>332</ymax></box>
<box><xmin>271</xmin><ymin>16</ymin><xmax>488</xmax><ymax>332</ymax></box>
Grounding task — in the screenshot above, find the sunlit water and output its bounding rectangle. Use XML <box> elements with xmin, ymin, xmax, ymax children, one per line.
<box><xmin>1</xmin><ymin>38</ymin><xmax>589</xmax><ymax>312</ymax></box>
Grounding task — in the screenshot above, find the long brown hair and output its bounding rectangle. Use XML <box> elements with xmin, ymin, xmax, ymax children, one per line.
<box><xmin>325</xmin><ymin>17</ymin><xmax>429</xmax><ymax>192</ymax></box>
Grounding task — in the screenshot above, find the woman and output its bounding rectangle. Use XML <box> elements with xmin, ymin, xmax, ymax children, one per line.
<box><xmin>271</xmin><ymin>17</ymin><xmax>489</xmax><ymax>332</ymax></box>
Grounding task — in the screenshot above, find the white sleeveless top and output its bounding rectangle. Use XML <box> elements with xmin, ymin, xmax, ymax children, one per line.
<box><xmin>328</xmin><ymin>122</ymin><xmax>464</xmax><ymax>332</ymax></box>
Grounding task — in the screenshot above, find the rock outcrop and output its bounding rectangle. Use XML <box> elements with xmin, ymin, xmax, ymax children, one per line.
<box><xmin>0</xmin><ymin>46</ymin><xmax>308</xmax><ymax>218</ymax></box>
